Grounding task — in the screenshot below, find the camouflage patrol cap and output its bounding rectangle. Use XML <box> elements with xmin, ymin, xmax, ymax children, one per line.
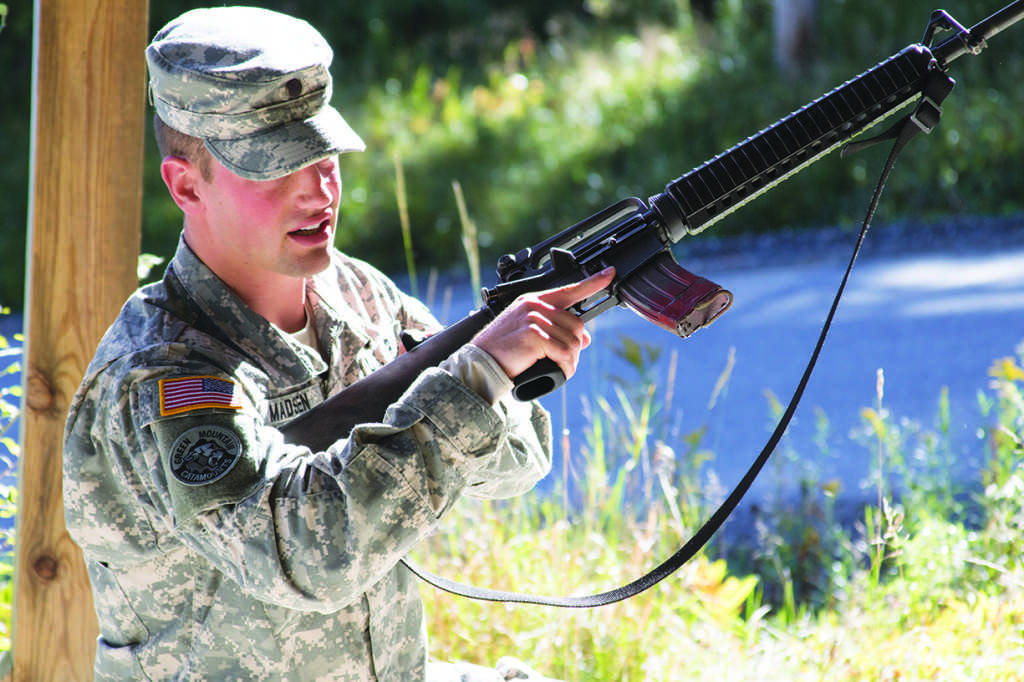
<box><xmin>146</xmin><ymin>6</ymin><xmax>366</xmax><ymax>181</ymax></box>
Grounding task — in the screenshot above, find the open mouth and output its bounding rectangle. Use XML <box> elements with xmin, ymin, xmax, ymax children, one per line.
<box><xmin>290</xmin><ymin>219</ymin><xmax>330</xmax><ymax>238</ymax></box>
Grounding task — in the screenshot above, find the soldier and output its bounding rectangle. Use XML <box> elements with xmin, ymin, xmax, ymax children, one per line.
<box><xmin>63</xmin><ymin>7</ymin><xmax>612</xmax><ymax>681</ymax></box>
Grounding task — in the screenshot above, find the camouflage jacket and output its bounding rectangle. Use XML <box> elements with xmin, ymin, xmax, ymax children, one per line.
<box><xmin>63</xmin><ymin>240</ymin><xmax>552</xmax><ymax>681</ymax></box>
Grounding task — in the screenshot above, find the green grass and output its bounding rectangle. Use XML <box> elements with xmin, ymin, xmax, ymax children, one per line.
<box><xmin>412</xmin><ymin>343</ymin><xmax>1024</xmax><ymax>680</ymax></box>
<box><xmin>1</xmin><ymin>284</ymin><xmax>1023</xmax><ymax>677</ymax></box>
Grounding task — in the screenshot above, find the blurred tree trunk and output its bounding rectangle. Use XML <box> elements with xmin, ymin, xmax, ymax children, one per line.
<box><xmin>774</xmin><ymin>0</ymin><xmax>816</xmax><ymax>77</ymax></box>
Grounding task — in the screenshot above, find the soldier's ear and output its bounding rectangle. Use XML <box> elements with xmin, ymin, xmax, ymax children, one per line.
<box><xmin>161</xmin><ymin>155</ymin><xmax>206</xmax><ymax>215</ymax></box>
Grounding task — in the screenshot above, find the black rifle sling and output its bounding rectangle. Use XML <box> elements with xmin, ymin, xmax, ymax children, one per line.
<box><xmin>401</xmin><ymin>71</ymin><xmax>955</xmax><ymax>608</ymax></box>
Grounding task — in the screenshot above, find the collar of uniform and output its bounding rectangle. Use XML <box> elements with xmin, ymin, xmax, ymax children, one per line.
<box><xmin>303</xmin><ymin>253</ymin><xmax>372</xmax><ymax>384</ymax></box>
<box><xmin>169</xmin><ymin>237</ymin><xmax>329</xmax><ymax>382</ymax></box>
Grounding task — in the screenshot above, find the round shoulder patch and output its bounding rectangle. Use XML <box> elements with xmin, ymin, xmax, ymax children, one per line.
<box><xmin>169</xmin><ymin>425</ymin><xmax>244</xmax><ymax>486</ymax></box>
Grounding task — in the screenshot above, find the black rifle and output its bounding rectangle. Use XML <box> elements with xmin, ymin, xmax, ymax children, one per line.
<box><xmin>283</xmin><ymin>1</ymin><xmax>1024</xmax><ymax>452</ymax></box>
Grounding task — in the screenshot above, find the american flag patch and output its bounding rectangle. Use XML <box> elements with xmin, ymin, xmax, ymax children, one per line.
<box><xmin>159</xmin><ymin>376</ymin><xmax>243</xmax><ymax>416</ymax></box>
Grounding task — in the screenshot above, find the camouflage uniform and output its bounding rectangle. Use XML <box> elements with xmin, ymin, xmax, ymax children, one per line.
<box><xmin>63</xmin><ymin>239</ymin><xmax>552</xmax><ymax>680</ymax></box>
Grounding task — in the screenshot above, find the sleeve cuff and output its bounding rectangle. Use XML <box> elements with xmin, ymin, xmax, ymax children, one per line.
<box><xmin>439</xmin><ymin>344</ymin><xmax>513</xmax><ymax>405</ymax></box>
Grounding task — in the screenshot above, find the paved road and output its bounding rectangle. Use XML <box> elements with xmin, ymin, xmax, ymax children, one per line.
<box><xmin>527</xmin><ymin>227</ymin><xmax>1024</xmax><ymax>507</ymax></box>
<box><xmin>4</xmin><ymin>219</ymin><xmax>1023</xmax><ymax>510</ymax></box>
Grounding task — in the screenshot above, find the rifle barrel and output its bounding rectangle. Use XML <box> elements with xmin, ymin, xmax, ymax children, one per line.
<box><xmin>933</xmin><ymin>0</ymin><xmax>1024</xmax><ymax>66</ymax></box>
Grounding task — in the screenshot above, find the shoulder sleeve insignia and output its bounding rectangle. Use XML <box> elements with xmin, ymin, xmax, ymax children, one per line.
<box><xmin>159</xmin><ymin>375</ymin><xmax>243</xmax><ymax>417</ymax></box>
<box><xmin>169</xmin><ymin>425</ymin><xmax>243</xmax><ymax>486</ymax></box>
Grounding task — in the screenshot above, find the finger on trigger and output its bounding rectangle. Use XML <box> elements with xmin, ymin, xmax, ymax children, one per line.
<box><xmin>543</xmin><ymin>266</ymin><xmax>616</xmax><ymax>308</ymax></box>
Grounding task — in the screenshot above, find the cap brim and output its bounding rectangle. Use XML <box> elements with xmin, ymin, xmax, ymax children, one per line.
<box><xmin>205</xmin><ymin>105</ymin><xmax>366</xmax><ymax>181</ymax></box>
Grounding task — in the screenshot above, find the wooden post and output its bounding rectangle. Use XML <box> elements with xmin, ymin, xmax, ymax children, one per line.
<box><xmin>17</xmin><ymin>0</ymin><xmax>148</xmax><ymax>679</ymax></box>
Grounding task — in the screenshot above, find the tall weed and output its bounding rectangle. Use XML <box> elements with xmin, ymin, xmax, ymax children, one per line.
<box><xmin>0</xmin><ymin>309</ymin><xmax>21</xmax><ymax>652</ymax></box>
<box><xmin>416</xmin><ymin>339</ymin><xmax>1024</xmax><ymax>678</ymax></box>
<box><xmin>973</xmin><ymin>346</ymin><xmax>1024</xmax><ymax>583</ymax></box>
<box><xmin>413</xmin><ymin>341</ymin><xmax>759</xmax><ymax>679</ymax></box>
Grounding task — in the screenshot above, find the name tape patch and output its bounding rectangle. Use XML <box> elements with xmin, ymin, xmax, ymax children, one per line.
<box><xmin>160</xmin><ymin>375</ymin><xmax>243</xmax><ymax>416</ymax></box>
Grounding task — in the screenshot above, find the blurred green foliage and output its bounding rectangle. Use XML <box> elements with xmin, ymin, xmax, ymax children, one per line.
<box><xmin>3</xmin><ymin>0</ymin><xmax>1023</xmax><ymax>307</ymax></box>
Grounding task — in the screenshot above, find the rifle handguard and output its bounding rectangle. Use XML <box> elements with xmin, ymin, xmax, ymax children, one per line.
<box><xmin>618</xmin><ymin>252</ymin><xmax>732</xmax><ymax>338</ymax></box>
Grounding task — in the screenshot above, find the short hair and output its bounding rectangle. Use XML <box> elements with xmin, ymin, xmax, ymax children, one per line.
<box><xmin>153</xmin><ymin>115</ymin><xmax>214</xmax><ymax>181</ymax></box>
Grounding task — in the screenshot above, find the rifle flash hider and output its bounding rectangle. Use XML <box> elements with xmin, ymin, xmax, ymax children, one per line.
<box><xmin>617</xmin><ymin>252</ymin><xmax>733</xmax><ymax>338</ymax></box>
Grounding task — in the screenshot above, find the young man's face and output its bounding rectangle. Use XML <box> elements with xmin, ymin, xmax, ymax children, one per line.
<box><xmin>196</xmin><ymin>155</ymin><xmax>343</xmax><ymax>283</ymax></box>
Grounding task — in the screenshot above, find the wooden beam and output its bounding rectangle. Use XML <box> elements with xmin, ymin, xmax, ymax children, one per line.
<box><xmin>18</xmin><ymin>0</ymin><xmax>148</xmax><ymax>679</ymax></box>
